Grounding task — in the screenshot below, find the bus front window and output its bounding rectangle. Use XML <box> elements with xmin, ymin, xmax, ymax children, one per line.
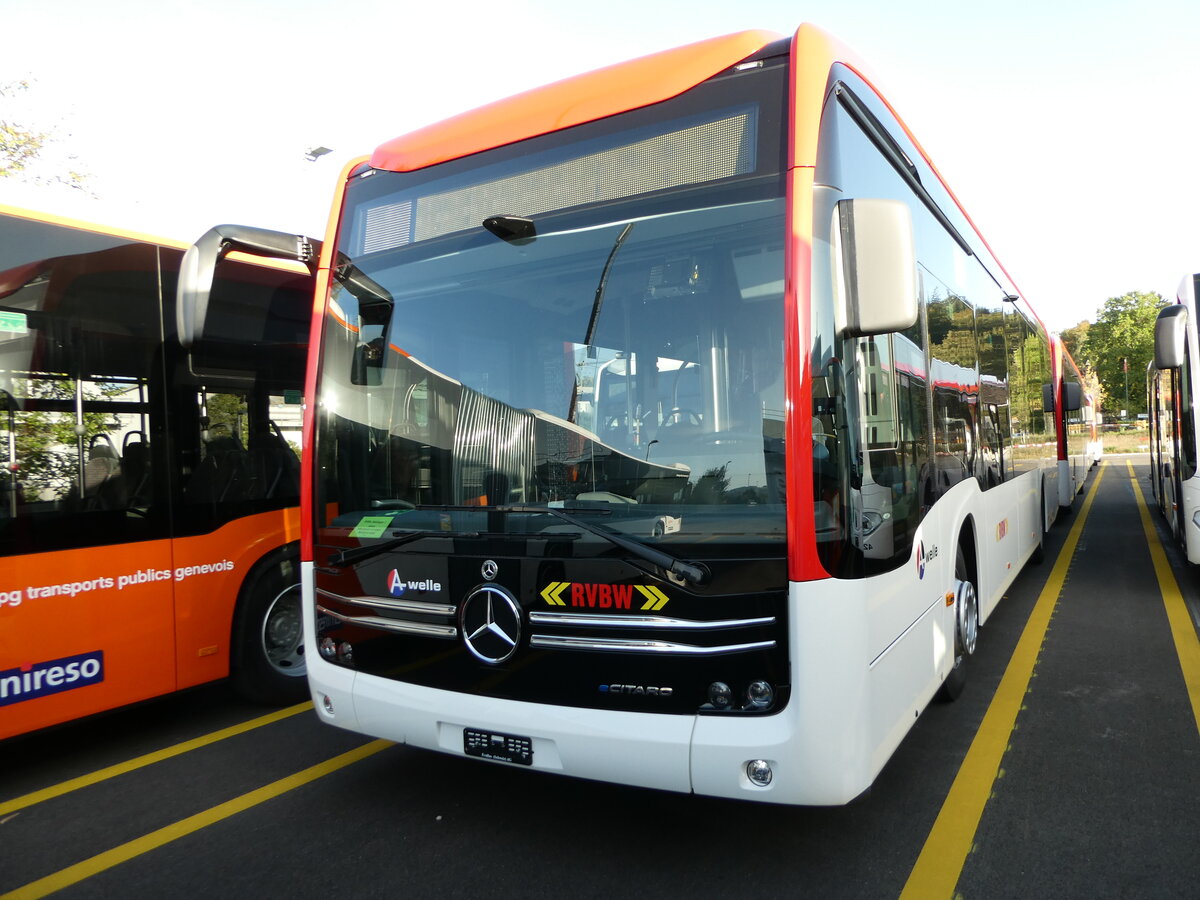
<box><xmin>312</xmin><ymin>67</ymin><xmax>792</xmax><ymax>568</ymax></box>
<box><xmin>317</xmin><ymin>198</ymin><xmax>787</xmax><ymax>557</ymax></box>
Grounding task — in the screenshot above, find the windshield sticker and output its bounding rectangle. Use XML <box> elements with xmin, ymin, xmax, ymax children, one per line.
<box><xmin>0</xmin><ymin>310</ymin><xmax>28</xmax><ymax>334</ymax></box>
<box><xmin>350</xmin><ymin>516</ymin><xmax>394</xmax><ymax>539</ymax></box>
<box><xmin>540</xmin><ymin>582</ymin><xmax>670</xmax><ymax>611</ymax></box>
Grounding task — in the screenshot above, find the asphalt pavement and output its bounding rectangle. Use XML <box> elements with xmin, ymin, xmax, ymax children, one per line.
<box><xmin>2</xmin><ymin>455</ymin><xmax>1198</xmax><ymax>899</ymax></box>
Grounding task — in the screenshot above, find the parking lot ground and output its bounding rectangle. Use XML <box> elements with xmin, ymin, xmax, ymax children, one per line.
<box><xmin>3</xmin><ymin>457</ymin><xmax>1200</xmax><ymax>899</ymax></box>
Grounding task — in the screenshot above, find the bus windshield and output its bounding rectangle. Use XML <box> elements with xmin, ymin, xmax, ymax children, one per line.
<box><xmin>317</xmin><ymin>65</ymin><xmax>788</xmax><ymax>560</ymax></box>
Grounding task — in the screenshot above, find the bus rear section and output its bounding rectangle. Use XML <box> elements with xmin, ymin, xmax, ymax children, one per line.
<box><xmin>0</xmin><ymin>207</ymin><xmax>314</xmax><ymax>738</ymax></box>
<box><xmin>1055</xmin><ymin>339</ymin><xmax>1094</xmax><ymax>508</ymax></box>
<box><xmin>1150</xmin><ymin>280</ymin><xmax>1200</xmax><ymax>561</ymax></box>
<box><xmin>168</xmin><ymin>25</ymin><xmax>1068</xmax><ymax>804</ymax></box>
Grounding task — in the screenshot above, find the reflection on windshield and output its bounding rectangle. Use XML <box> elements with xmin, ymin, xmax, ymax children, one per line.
<box><xmin>318</xmin><ymin>199</ymin><xmax>787</xmax><ymax>550</ymax></box>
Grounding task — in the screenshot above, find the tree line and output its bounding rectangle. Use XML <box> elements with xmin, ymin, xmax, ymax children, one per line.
<box><xmin>1059</xmin><ymin>290</ymin><xmax>1162</xmax><ymax>422</ymax></box>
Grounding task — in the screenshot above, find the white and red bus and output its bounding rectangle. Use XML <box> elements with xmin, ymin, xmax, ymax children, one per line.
<box><xmin>0</xmin><ymin>206</ymin><xmax>315</xmax><ymax>739</ymax></box>
<box><xmin>1150</xmin><ymin>276</ymin><xmax>1199</xmax><ymax>560</ymax></box>
<box><xmin>1056</xmin><ymin>338</ymin><xmax>1101</xmax><ymax>508</ymax></box>
<box><xmin>181</xmin><ymin>25</ymin><xmax>1075</xmax><ymax>804</ymax></box>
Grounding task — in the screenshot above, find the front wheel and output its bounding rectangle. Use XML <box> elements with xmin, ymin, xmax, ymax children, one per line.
<box><xmin>937</xmin><ymin>546</ymin><xmax>978</xmax><ymax>702</ymax></box>
<box><xmin>231</xmin><ymin>553</ymin><xmax>308</xmax><ymax>704</ymax></box>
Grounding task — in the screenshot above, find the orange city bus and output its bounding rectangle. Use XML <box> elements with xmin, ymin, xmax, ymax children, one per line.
<box><xmin>0</xmin><ymin>206</ymin><xmax>316</xmax><ymax>739</ymax></box>
<box><xmin>181</xmin><ymin>25</ymin><xmax>1074</xmax><ymax>804</ymax></box>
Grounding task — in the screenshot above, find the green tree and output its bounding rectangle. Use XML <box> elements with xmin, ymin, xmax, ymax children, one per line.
<box><xmin>1082</xmin><ymin>291</ymin><xmax>1163</xmax><ymax>419</ymax></box>
<box><xmin>5</xmin><ymin>376</ymin><xmax>125</xmax><ymax>501</ymax></box>
<box><xmin>0</xmin><ymin>79</ymin><xmax>88</xmax><ymax>189</ymax></box>
<box><xmin>1059</xmin><ymin>321</ymin><xmax>1089</xmax><ymax>368</ymax></box>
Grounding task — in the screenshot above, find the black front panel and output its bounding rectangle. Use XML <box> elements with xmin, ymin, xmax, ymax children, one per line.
<box><xmin>314</xmin><ymin>542</ymin><xmax>788</xmax><ymax>716</ymax></box>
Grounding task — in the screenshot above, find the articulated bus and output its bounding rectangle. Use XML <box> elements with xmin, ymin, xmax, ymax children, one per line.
<box><xmin>1150</xmin><ymin>275</ymin><xmax>1199</xmax><ymax>561</ymax></box>
<box><xmin>1057</xmin><ymin>339</ymin><xmax>1101</xmax><ymax>509</ymax></box>
<box><xmin>180</xmin><ymin>26</ymin><xmax>1080</xmax><ymax>804</ymax></box>
<box><xmin>0</xmin><ymin>206</ymin><xmax>315</xmax><ymax>739</ymax></box>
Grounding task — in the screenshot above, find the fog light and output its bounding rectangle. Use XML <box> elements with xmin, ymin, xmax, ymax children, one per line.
<box><xmin>319</xmin><ymin>637</ymin><xmax>337</xmax><ymax>660</ymax></box>
<box><xmin>746</xmin><ymin>680</ymin><xmax>774</xmax><ymax>709</ymax></box>
<box><xmin>338</xmin><ymin>641</ymin><xmax>354</xmax><ymax>665</ymax></box>
<box><xmin>708</xmin><ymin>681</ymin><xmax>732</xmax><ymax>709</ymax></box>
<box><xmin>746</xmin><ymin>759</ymin><xmax>773</xmax><ymax>786</ymax></box>
<box><xmin>322</xmin><ymin>694</ymin><xmax>334</xmax><ymax>715</ymax></box>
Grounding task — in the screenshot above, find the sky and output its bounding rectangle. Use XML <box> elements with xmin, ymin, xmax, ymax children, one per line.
<box><xmin>1</xmin><ymin>0</ymin><xmax>1198</xmax><ymax>332</ymax></box>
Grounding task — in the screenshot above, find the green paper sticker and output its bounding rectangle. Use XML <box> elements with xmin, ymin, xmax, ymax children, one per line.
<box><xmin>350</xmin><ymin>516</ymin><xmax>393</xmax><ymax>539</ymax></box>
<box><xmin>0</xmin><ymin>311</ymin><xmax>28</xmax><ymax>334</ymax></box>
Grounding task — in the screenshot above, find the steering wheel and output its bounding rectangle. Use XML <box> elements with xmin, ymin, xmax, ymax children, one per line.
<box><xmin>662</xmin><ymin>408</ymin><xmax>702</xmax><ymax>428</ymax></box>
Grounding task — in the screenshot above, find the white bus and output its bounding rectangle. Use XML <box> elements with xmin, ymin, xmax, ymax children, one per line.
<box><xmin>181</xmin><ymin>24</ymin><xmax>1075</xmax><ymax>804</ymax></box>
<box><xmin>1150</xmin><ymin>276</ymin><xmax>1199</xmax><ymax>560</ymax></box>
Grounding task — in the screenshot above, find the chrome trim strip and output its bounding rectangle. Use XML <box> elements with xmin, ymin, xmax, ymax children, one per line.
<box><xmin>317</xmin><ymin>604</ymin><xmax>457</xmax><ymax>639</ymax></box>
<box><xmin>528</xmin><ymin>634</ymin><xmax>775</xmax><ymax>655</ymax></box>
<box><xmin>528</xmin><ymin>611</ymin><xmax>775</xmax><ymax>630</ymax></box>
<box><xmin>317</xmin><ymin>588</ymin><xmax>456</xmax><ymax>618</ymax></box>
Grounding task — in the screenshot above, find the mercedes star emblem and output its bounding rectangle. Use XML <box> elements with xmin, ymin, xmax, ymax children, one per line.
<box><xmin>461</xmin><ymin>585</ymin><xmax>521</xmax><ymax>664</ymax></box>
<box><xmin>481</xmin><ymin>559</ymin><xmax>499</xmax><ymax>581</ymax></box>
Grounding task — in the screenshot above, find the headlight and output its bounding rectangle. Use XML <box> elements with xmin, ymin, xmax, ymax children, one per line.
<box><xmin>746</xmin><ymin>680</ymin><xmax>774</xmax><ymax>709</ymax></box>
<box><xmin>708</xmin><ymin>681</ymin><xmax>732</xmax><ymax>709</ymax></box>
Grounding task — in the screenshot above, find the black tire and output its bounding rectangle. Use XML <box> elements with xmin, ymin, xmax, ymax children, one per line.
<box><xmin>1030</xmin><ymin>484</ymin><xmax>1046</xmax><ymax>565</ymax></box>
<box><xmin>937</xmin><ymin>545</ymin><xmax>978</xmax><ymax>702</ymax></box>
<box><xmin>231</xmin><ymin>550</ymin><xmax>308</xmax><ymax>704</ymax></box>
<box><xmin>1174</xmin><ymin>473</ymin><xmax>1186</xmax><ymax>551</ymax></box>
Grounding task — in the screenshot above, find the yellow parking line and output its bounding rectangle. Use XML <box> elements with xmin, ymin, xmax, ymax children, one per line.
<box><xmin>1127</xmin><ymin>461</ymin><xmax>1200</xmax><ymax>734</ymax></box>
<box><xmin>0</xmin><ymin>702</ymin><xmax>312</xmax><ymax>817</ymax></box>
<box><xmin>900</xmin><ymin>463</ymin><xmax>1106</xmax><ymax>900</ymax></box>
<box><xmin>2</xmin><ymin>739</ymin><xmax>392</xmax><ymax>900</ymax></box>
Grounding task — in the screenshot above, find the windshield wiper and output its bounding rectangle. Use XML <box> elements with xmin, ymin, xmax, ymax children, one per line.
<box><xmin>327</xmin><ymin>530</ymin><xmax>477</xmax><ymax>568</ymax></box>
<box><xmin>494</xmin><ymin>504</ymin><xmax>709</xmax><ymax>586</ymax></box>
<box><xmin>326</xmin><ymin>520</ymin><xmax>587</xmax><ymax>569</ymax></box>
<box><xmin>326</xmin><ymin>504</ymin><xmax>708</xmax><ymax>586</ymax></box>
<box><xmin>582</xmin><ymin>222</ymin><xmax>634</xmax><ymax>347</ymax></box>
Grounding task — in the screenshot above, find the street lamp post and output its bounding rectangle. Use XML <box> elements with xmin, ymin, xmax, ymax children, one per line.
<box><xmin>1123</xmin><ymin>356</ymin><xmax>1129</xmax><ymax>421</ymax></box>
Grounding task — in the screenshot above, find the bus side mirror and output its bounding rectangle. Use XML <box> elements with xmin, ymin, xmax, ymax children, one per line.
<box><xmin>351</xmin><ymin>336</ymin><xmax>385</xmax><ymax>386</ymax></box>
<box><xmin>1062</xmin><ymin>381</ymin><xmax>1082</xmax><ymax>412</ymax></box>
<box><xmin>838</xmin><ymin>198</ymin><xmax>918</xmax><ymax>337</ymax></box>
<box><xmin>348</xmin><ymin>287</ymin><xmax>394</xmax><ymax>386</ymax></box>
<box><xmin>1154</xmin><ymin>304</ymin><xmax>1187</xmax><ymax>369</ymax></box>
<box><xmin>177</xmin><ymin>224</ymin><xmax>320</xmax><ymax>348</ymax></box>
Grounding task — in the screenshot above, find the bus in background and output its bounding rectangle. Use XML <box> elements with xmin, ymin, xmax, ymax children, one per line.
<box><xmin>1056</xmin><ymin>338</ymin><xmax>1100</xmax><ymax>509</ymax></box>
<box><xmin>0</xmin><ymin>206</ymin><xmax>316</xmax><ymax>739</ymax></box>
<box><xmin>1150</xmin><ymin>276</ymin><xmax>1198</xmax><ymax>561</ymax></box>
<box><xmin>180</xmin><ymin>25</ymin><xmax>1074</xmax><ymax>805</ymax></box>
